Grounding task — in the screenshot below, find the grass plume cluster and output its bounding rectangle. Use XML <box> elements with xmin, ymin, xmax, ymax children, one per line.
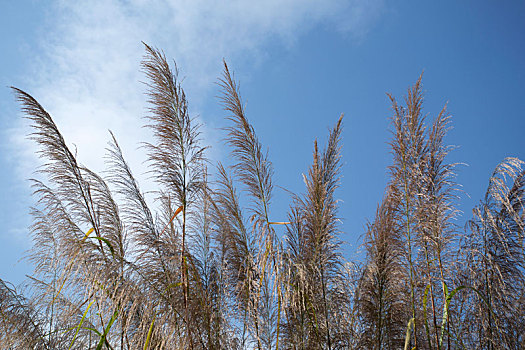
<box><xmin>1</xmin><ymin>44</ymin><xmax>524</xmax><ymax>349</ymax></box>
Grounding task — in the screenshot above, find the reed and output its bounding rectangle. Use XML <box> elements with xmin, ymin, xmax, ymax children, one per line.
<box><xmin>1</xmin><ymin>44</ymin><xmax>523</xmax><ymax>349</ymax></box>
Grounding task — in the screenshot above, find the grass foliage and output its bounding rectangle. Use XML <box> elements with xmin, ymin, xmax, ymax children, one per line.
<box><xmin>1</xmin><ymin>44</ymin><xmax>524</xmax><ymax>349</ymax></box>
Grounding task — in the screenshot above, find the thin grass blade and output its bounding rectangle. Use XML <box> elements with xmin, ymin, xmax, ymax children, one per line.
<box><xmin>69</xmin><ymin>300</ymin><xmax>94</xmax><ymax>349</ymax></box>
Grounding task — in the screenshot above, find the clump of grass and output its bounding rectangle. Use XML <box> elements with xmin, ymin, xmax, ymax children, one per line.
<box><xmin>1</xmin><ymin>44</ymin><xmax>523</xmax><ymax>349</ymax></box>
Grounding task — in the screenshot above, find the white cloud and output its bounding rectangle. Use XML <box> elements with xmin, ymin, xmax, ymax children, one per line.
<box><xmin>9</xmin><ymin>0</ymin><xmax>384</xmax><ymax>201</ymax></box>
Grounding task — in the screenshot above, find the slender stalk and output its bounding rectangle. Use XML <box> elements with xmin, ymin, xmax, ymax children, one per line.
<box><xmin>321</xmin><ymin>269</ymin><xmax>332</xmax><ymax>350</ymax></box>
<box><xmin>423</xmin><ymin>245</ymin><xmax>439</xmax><ymax>349</ymax></box>
<box><xmin>402</xmin><ymin>152</ymin><xmax>418</xmax><ymax>349</ymax></box>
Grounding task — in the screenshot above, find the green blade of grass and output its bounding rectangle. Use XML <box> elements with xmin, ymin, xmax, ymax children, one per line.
<box><xmin>143</xmin><ymin>312</ymin><xmax>157</xmax><ymax>350</ymax></box>
<box><xmin>440</xmin><ymin>285</ymin><xmax>464</xmax><ymax>346</ymax></box>
<box><xmin>95</xmin><ymin>309</ymin><xmax>119</xmax><ymax>350</ymax></box>
<box><xmin>83</xmin><ymin>326</ymin><xmax>102</xmax><ymax>337</ymax></box>
<box><xmin>404</xmin><ymin>317</ymin><xmax>415</xmax><ymax>350</ymax></box>
<box><xmin>438</xmin><ymin>285</ymin><xmax>501</xmax><ymax>347</ymax></box>
<box><xmin>69</xmin><ymin>299</ymin><xmax>94</xmax><ymax>349</ymax></box>
<box><xmin>89</xmin><ymin>236</ymin><xmax>116</xmax><ymax>257</ymax></box>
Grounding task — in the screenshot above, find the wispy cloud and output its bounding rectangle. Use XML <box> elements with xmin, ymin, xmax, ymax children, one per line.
<box><xmin>10</xmin><ymin>0</ymin><xmax>384</xmax><ymax>195</ymax></box>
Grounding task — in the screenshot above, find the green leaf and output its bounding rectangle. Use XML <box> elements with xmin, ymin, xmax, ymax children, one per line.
<box><xmin>89</xmin><ymin>236</ymin><xmax>116</xmax><ymax>257</ymax></box>
<box><xmin>69</xmin><ymin>300</ymin><xmax>94</xmax><ymax>349</ymax></box>
<box><xmin>404</xmin><ymin>317</ymin><xmax>415</xmax><ymax>350</ymax></box>
<box><xmin>143</xmin><ymin>312</ymin><xmax>157</xmax><ymax>350</ymax></box>
<box><xmin>440</xmin><ymin>285</ymin><xmax>465</xmax><ymax>346</ymax></box>
<box><xmin>83</xmin><ymin>326</ymin><xmax>102</xmax><ymax>337</ymax></box>
<box><xmin>95</xmin><ymin>309</ymin><xmax>119</xmax><ymax>350</ymax></box>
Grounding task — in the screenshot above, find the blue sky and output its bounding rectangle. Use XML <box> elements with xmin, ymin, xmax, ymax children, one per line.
<box><xmin>1</xmin><ymin>1</ymin><xmax>524</xmax><ymax>285</ymax></box>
